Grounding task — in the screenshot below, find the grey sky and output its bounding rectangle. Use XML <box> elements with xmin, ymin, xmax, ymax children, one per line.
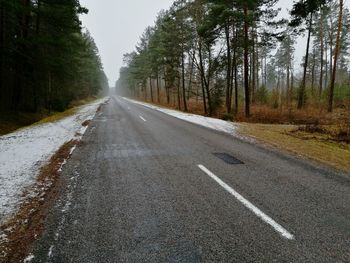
<box><xmin>80</xmin><ymin>0</ymin><xmax>350</xmax><ymax>86</ymax></box>
<box><xmin>80</xmin><ymin>0</ymin><xmax>174</xmax><ymax>86</ymax></box>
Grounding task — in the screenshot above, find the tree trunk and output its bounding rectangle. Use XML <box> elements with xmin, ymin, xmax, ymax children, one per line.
<box><xmin>47</xmin><ymin>71</ymin><xmax>52</xmax><ymax>113</ymax></box>
<box><xmin>12</xmin><ymin>0</ymin><xmax>31</xmax><ymax>110</ymax></box>
<box><xmin>225</xmin><ymin>22</ymin><xmax>232</xmax><ymax>113</ymax></box>
<box><xmin>325</xmin><ymin>39</ymin><xmax>328</xmax><ymax>88</ymax></box>
<box><xmin>196</xmin><ymin>79</ymin><xmax>199</xmax><ymax>103</ymax></box>
<box><xmin>144</xmin><ymin>81</ymin><xmax>147</xmax><ymax>101</ymax></box>
<box><xmin>0</xmin><ymin>1</ymin><xmax>4</xmax><ymax>111</ymax></box>
<box><xmin>311</xmin><ymin>52</ymin><xmax>316</xmax><ymax>96</ymax></box>
<box><xmin>205</xmin><ymin>46</ymin><xmax>213</xmax><ymax>115</ymax></box>
<box><xmin>21</xmin><ymin>0</ymin><xmax>30</xmax><ymax>39</ymax></box>
<box><xmin>287</xmin><ymin>61</ymin><xmax>291</xmax><ymax>109</ymax></box>
<box><xmin>291</xmin><ymin>68</ymin><xmax>294</xmax><ymax>106</ymax></box>
<box><xmin>156</xmin><ymin>73</ymin><xmax>160</xmax><ymax>103</ymax></box>
<box><xmin>36</xmin><ymin>0</ymin><xmax>41</xmax><ymax>34</ymax></box>
<box><xmin>233</xmin><ymin>29</ymin><xmax>239</xmax><ymax>115</ymax></box>
<box><xmin>231</xmin><ymin>25</ymin><xmax>237</xmax><ymax>114</ymax></box>
<box><xmin>256</xmin><ymin>34</ymin><xmax>260</xmax><ymax>91</ymax></box>
<box><xmin>328</xmin><ymin>0</ymin><xmax>343</xmax><ymax>112</ymax></box>
<box><xmin>329</xmin><ymin>20</ymin><xmax>334</xmax><ymax>82</ymax></box>
<box><xmin>261</xmin><ymin>56</ymin><xmax>264</xmax><ymax>87</ymax></box>
<box><xmin>187</xmin><ymin>52</ymin><xmax>195</xmax><ymax>101</ymax></box>
<box><xmin>319</xmin><ymin>8</ymin><xmax>324</xmax><ymax>98</ymax></box>
<box><xmin>166</xmin><ymin>81</ymin><xmax>170</xmax><ymax>104</ymax></box>
<box><xmin>276</xmin><ymin>69</ymin><xmax>281</xmax><ymax>108</ymax></box>
<box><xmin>149</xmin><ymin>78</ymin><xmax>154</xmax><ymax>103</ymax></box>
<box><xmin>243</xmin><ymin>6</ymin><xmax>250</xmax><ymax>117</ymax></box>
<box><xmin>181</xmin><ymin>50</ymin><xmax>187</xmax><ymax>111</ymax></box>
<box><xmin>264</xmin><ymin>55</ymin><xmax>267</xmax><ymax>87</ymax></box>
<box><xmin>297</xmin><ymin>12</ymin><xmax>313</xmax><ymax>109</ymax></box>
<box><xmin>177</xmin><ymin>76</ymin><xmax>181</xmax><ymax>110</ymax></box>
<box><xmin>198</xmin><ymin>40</ymin><xmax>208</xmax><ymax>114</ymax></box>
<box><xmin>252</xmin><ymin>28</ymin><xmax>256</xmax><ymax>104</ymax></box>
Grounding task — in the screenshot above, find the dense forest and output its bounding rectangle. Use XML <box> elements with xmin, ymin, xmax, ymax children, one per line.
<box><xmin>0</xmin><ymin>0</ymin><xmax>108</xmax><ymax>113</ymax></box>
<box><xmin>116</xmin><ymin>0</ymin><xmax>350</xmax><ymax>121</ymax></box>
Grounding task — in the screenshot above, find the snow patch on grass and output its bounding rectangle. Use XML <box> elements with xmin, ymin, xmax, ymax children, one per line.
<box><xmin>0</xmin><ymin>99</ymin><xmax>105</xmax><ymax>224</ymax></box>
<box><xmin>123</xmin><ymin>97</ymin><xmax>237</xmax><ymax>135</ymax></box>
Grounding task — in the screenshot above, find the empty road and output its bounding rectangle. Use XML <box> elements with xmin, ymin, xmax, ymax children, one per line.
<box><xmin>31</xmin><ymin>96</ymin><xmax>350</xmax><ymax>262</ymax></box>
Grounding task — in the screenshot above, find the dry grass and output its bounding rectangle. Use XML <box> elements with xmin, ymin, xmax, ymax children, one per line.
<box><xmin>146</xmin><ymin>95</ymin><xmax>349</xmax><ymax>126</ymax></box>
<box><xmin>235</xmin><ymin>104</ymin><xmax>350</xmax><ymax>125</ymax></box>
<box><xmin>0</xmin><ymin>140</ymin><xmax>79</xmax><ymax>263</ymax></box>
<box><xmin>293</xmin><ymin>124</ymin><xmax>350</xmax><ymax>144</ymax></box>
<box><xmin>238</xmin><ymin>123</ymin><xmax>350</xmax><ymax>174</ymax></box>
<box><xmin>144</xmin><ymin>96</ymin><xmax>206</xmax><ymax>116</ymax></box>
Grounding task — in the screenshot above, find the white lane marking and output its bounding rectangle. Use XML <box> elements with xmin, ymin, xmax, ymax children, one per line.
<box><xmin>139</xmin><ymin>116</ymin><xmax>147</xmax><ymax>122</ymax></box>
<box><xmin>197</xmin><ymin>164</ymin><xmax>295</xmax><ymax>240</ymax></box>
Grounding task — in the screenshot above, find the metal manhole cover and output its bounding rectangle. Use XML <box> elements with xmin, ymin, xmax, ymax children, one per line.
<box><xmin>213</xmin><ymin>153</ymin><xmax>244</xmax><ymax>165</ymax></box>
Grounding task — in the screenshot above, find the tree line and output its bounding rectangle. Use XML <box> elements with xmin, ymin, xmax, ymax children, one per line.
<box><xmin>116</xmin><ymin>0</ymin><xmax>349</xmax><ymax>118</ymax></box>
<box><xmin>0</xmin><ymin>0</ymin><xmax>108</xmax><ymax>113</ymax></box>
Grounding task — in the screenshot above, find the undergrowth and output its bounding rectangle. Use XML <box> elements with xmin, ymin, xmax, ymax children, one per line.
<box><xmin>0</xmin><ymin>96</ymin><xmax>99</xmax><ymax>136</ymax></box>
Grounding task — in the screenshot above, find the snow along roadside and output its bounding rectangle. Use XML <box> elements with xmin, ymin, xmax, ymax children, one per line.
<box><xmin>123</xmin><ymin>97</ymin><xmax>238</xmax><ymax>135</ymax></box>
<box><xmin>0</xmin><ymin>98</ymin><xmax>106</xmax><ymax>224</ymax></box>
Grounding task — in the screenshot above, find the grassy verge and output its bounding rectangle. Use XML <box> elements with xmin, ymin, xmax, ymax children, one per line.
<box><xmin>238</xmin><ymin>123</ymin><xmax>350</xmax><ymax>174</ymax></box>
<box><xmin>0</xmin><ymin>96</ymin><xmax>98</xmax><ymax>136</ymax></box>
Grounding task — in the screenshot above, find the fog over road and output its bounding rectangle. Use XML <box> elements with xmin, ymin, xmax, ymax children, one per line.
<box><xmin>32</xmin><ymin>97</ymin><xmax>350</xmax><ymax>262</ymax></box>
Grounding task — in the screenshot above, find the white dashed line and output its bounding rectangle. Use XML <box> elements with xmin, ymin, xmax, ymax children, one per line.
<box><xmin>198</xmin><ymin>164</ymin><xmax>295</xmax><ymax>240</ymax></box>
<box><xmin>139</xmin><ymin>116</ymin><xmax>146</xmax><ymax>122</ymax></box>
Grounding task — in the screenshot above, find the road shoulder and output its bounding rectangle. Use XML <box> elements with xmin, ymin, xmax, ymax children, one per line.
<box><xmin>0</xmin><ymin>98</ymin><xmax>108</xmax><ymax>263</ymax></box>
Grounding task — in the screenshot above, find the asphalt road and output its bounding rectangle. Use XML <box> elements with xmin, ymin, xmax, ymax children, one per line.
<box><xmin>32</xmin><ymin>96</ymin><xmax>350</xmax><ymax>262</ymax></box>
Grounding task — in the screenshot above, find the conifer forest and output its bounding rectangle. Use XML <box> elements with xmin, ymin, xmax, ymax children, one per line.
<box><xmin>0</xmin><ymin>0</ymin><xmax>108</xmax><ymax>113</ymax></box>
<box><xmin>117</xmin><ymin>0</ymin><xmax>350</xmax><ymax>122</ymax></box>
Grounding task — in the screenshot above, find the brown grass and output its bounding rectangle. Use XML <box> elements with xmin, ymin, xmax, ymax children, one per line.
<box><xmin>293</xmin><ymin>124</ymin><xmax>350</xmax><ymax>144</ymax></box>
<box><xmin>235</xmin><ymin>104</ymin><xmax>350</xmax><ymax>125</ymax></box>
<box><xmin>143</xmin><ymin>95</ymin><xmax>349</xmax><ymax>126</ymax></box>
<box><xmin>239</xmin><ymin>123</ymin><xmax>350</xmax><ymax>174</ymax></box>
<box><xmin>0</xmin><ymin>140</ymin><xmax>79</xmax><ymax>263</ymax></box>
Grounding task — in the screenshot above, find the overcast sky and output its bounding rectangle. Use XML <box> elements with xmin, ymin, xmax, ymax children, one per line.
<box><xmin>80</xmin><ymin>0</ymin><xmax>350</xmax><ymax>87</ymax></box>
<box><xmin>80</xmin><ymin>0</ymin><xmax>174</xmax><ymax>86</ymax></box>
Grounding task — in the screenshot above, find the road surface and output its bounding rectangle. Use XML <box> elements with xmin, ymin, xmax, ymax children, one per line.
<box><xmin>32</xmin><ymin>96</ymin><xmax>350</xmax><ymax>262</ymax></box>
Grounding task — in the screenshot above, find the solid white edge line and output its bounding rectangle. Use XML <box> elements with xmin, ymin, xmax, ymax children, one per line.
<box><xmin>197</xmin><ymin>164</ymin><xmax>295</xmax><ymax>240</ymax></box>
<box><xmin>139</xmin><ymin>116</ymin><xmax>146</xmax><ymax>122</ymax></box>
